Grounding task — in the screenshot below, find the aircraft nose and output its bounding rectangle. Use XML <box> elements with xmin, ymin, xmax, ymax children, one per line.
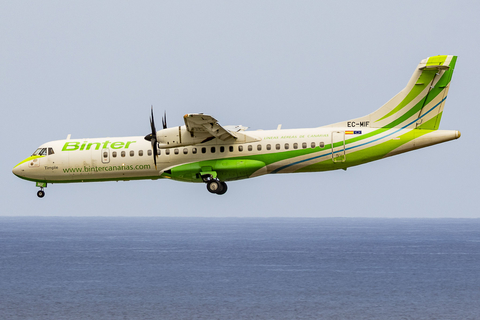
<box><xmin>12</xmin><ymin>162</ymin><xmax>26</xmax><ymax>177</ymax></box>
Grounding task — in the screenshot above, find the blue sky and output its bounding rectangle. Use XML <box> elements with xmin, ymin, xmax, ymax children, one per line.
<box><xmin>1</xmin><ymin>1</ymin><xmax>477</xmax><ymax>217</ymax></box>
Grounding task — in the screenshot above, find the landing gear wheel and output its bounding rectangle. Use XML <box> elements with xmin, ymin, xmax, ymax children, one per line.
<box><xmin>206</xmin><ymin>180</ymin><xmax>228</xmax><ymax>195</ymax></box>
<box><xmin>37</xmin><ymin>190</ymin><xmax>45</xmax><ymax>198</ymax></box>
<box><xmin>207</xmin><ymin>180</ymin><xmax>221</xmax><ymax>194</ymax></box>
<box><xmin>216</xmin><ymin>182</ymin><xmax>228</xmax><ymax>195</ymax></box>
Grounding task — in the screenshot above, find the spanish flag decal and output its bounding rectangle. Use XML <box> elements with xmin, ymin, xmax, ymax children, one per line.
<box><xmin>345</xmin><ymin>131</ymin><xmax>362</xmax><ymax>134</ymax></box>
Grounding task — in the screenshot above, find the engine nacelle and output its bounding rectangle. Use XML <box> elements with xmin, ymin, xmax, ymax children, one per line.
<box><xmin>156</xmin><ymin>126</ymin><xmax>210</xmax><ymax>148</ymax></box>
<box><xmin>155</xmin><ymin>125</ymin><xmax>261</xmax><ymax>149</ymax></box>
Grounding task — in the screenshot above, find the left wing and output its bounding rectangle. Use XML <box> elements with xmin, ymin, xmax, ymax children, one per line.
<box><xmin>183</xmin><ymin>113</ymin><xmax>238</xmax><ymax>141</ymax></box>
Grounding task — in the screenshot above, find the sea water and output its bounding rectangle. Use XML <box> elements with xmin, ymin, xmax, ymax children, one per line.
<box><xmin>1</xmin><ymin>218</ymin><xmax>479</xmax><ymax>319</ymax></box>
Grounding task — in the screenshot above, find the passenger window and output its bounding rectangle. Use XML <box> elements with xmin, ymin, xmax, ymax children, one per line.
<box><xmin>147</xmin><ymin>150</ymin><xmax>152</xmax><ymax>156</ymax></box>
<box><xmin>174</xmin><ymin>148</ymin><xmax>179</xmax><ymax>155</ymax></box>
<box><xmin>293</xmin><ymin>143</ymin><xmax>298</xmax><ymax>149</ymax></box>
<box><xmin>320</xmin><ymin>142</ymin><xmax>325</xmax><ymax>148</ymax></box>
<box><xmin>285</xmin><ymin>143</ymin><xmax>289</xmax><ymax>150</ymax></box>
<box><xmin>192</xmin><ymin>147</ymin><xmax>197</xmax><ymax>154</ymax></box>
<box><xmin>248</xmin><ymin>145</ymin><xmax>252</xmax><ymax>151</ymax></box>
<box><xmin>239</xmin><ymin>146</ymin><xmax>243</xmax><ymax>152</ymax></box>
<box><xmin>113</xmin><ymin>151</ymin><xmax>117</xmax><ymax>158</ymax></box>
<box><xmin>257</xmin><ymin>144</ymin><xmax>262</xmax><ymax>151</ymax></box>
<box><xmin>130</xmin><ymin>150</ymin><xmax>134</xmax><ymax>157</ymax></box>
<box><xmin>220</xmin><ymin>146</ymin><xmax>225</xmax><ymax>153</ymax></box>
<box><xmin>139</xmin><ymin>150</ymin><xmax>143</xmax><ymax>156</ymax></box>
<box><xmin>229</xmin><ymin>146</ymin><xmax>234</xmax><ymax>152</ymax></box>
<box><xmin>211</xmin><ymin>147</ymin><xmax>216</xmax><ymax>153</ymax></box>
<box><xmin>202</xmin><ymin>147</ymin><xmax>206</xmax><ymax>154</ymax></box>
<box><xmin>166</xmin><ymin>149</ymin><xmax>170</xmax><ymax>155</ymax></box>
<box><xmin>121</xmin><ymin>151</ymin><xmax>125</xmax><ymax>157</ymax></box>
<box><xmin>183</xmin><ymin>148</ymin><xmax>188</xmax><ymax>154</ymax></box>
<box><xmin>48</xmin><ymin>148</ymin><xmax>55</xmax><ymax>155</ymax></box>
<box><xmin>103</xmin><ymin>151</ymin><xmax>108</xmax><ymax>158</ymax></box>
<box><xmin>266</xmin><ymin>144</ymin><xmax>271</xmax><ymax>150</ymax></box>
<box><xmin>311</xmin><ymin>142</ymin><xmax>316</xmax><ymax>148</ymax></box>
<box><xmin>276</xmin><ymin>144</ymin><xmax>280</xmax><ymax>150</ymax></box>
<box><xmin>302</xmin><ymin>142</ymin><xmax>307</xmax><ymax>149</ymax></box>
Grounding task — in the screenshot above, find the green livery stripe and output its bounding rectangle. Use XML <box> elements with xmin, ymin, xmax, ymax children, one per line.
<box><xmin>427</xmin><ymin>55</ymin><xmax>448</xmax><ymax>66</ymax></box>
<box><xmin>14</xmin><ymin>155</ymin><xmax>44</xmax><ymax>168</ymax></box>
<box><xmin>13</xmin><ymin>173</ymin><xmax>166</xmax><ymax>184</ymax></box>
<box><xmin>297</xmin><ymin>116</ymin><xmax>439</xmax><ymax>173</ymax></box>
<box><xmin>430</xmin><ymin>111</ymin><xmax>444</xmax><ymax>130</ymax></box>
<box><xmin>376</xmin><ymin>55</ymin><xmax>454</xmax><ymax>123</ymax></box>
<box><xmin>380</xmin><ymin>67</ymin><xmax>451</xmax><ymax>129</ymax></box>
<box><xmin>341</xmin><ymin>71</ymin><xmax>447</xmax><ymax>145</ymax></box>
<box><xmin>273</xmin><ymin>95</ymin><xmax>447</xmax><ymax>174</ymax></box>
<box><xmin>376</xmin><ymin>69</ymin><xmax>436</xmax><ymax>122</ymax></box>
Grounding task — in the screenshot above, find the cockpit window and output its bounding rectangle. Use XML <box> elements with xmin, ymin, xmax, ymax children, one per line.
<box><xmin>48</xmin><ymin>148</ymin><xmax>55</xmax><ymax>155</ymax></box>
<box><xmin>32</xmin><ymin>148</ymin><xmax>47</xmax><ymax>156</ymax></box>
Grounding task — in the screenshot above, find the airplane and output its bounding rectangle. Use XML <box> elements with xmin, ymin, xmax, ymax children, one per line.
<box><xmin>13</xmin><ymin>55</ymin><xmax>460</xmax><ymax>198</ymax></box>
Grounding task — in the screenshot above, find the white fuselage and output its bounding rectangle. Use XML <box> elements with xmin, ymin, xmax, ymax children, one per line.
<box><xmin>12</xmin><ymin>126</ymin><xmax>460</xmax><ymax>184</ymax></box>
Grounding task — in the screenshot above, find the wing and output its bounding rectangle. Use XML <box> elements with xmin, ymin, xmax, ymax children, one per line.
<box><xmin>183</xmin><ymin>113</ymin><xmax>238</xmax><ymax>141</ymax></box>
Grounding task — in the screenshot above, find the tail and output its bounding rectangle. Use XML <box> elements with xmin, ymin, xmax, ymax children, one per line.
<box><xmin>325</xmin><ymin>55</ymin><xmax>457</xmax><ymax>130</ymax></box>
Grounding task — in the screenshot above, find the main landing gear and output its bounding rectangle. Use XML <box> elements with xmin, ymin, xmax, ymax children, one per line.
<box><xmin>206</xmin><ymin>180</ymin><xmax>228</xmax><ymax>195</ymax></box>
<box><xmin>202</xmin><ymin>174</ymin><xmax>228</xmax><ymax>195</ymax></box>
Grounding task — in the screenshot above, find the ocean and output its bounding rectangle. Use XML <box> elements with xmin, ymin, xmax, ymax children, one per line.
<box><xmin>1</xmin><ymin>218</ymin><xmax>479</xmax><ymax>319</ymax></box>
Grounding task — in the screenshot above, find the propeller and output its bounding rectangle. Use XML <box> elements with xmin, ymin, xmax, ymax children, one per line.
<box><xmin>144</xmin><ymin>107</ymin><xmax>168</xmax><ymax>170</ymax></box>
<box><xmin>144</xmin><ymin>106</ymin><xmax>159</xmax><ymax>169</ymax></box>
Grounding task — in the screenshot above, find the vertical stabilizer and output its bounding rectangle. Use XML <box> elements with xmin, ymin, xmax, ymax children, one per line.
<box><xmin>324</xmin><ymin>55</ymin><xmax>457</xmax><ymax>130</ymax></box>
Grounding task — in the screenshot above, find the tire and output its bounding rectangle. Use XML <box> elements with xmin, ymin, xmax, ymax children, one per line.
<box><xmin>37</xmin><ymin>190</ymin><xmax>45</xmax><ymax>198</ymax></box>
<box><xmin>206</xmin><ymin>180</ymin><xmax>221</xmax><ymax>194</ymax></box>
<box><xmin>216</xmin><ymin>182</ymin><xmax>228</xmax><ymax>195</ymax></box>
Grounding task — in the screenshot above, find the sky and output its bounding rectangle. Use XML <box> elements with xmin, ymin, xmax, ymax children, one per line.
<box><xmin>1</xmin><ymin>0</ymin><xmax>478</xmax><ymax>217</ymax></box>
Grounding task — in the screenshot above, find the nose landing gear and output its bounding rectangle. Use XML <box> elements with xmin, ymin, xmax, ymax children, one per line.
<box><xmin>35</xmin><ymin>182</ymin><xmax>47</xmax><ymax>198</ymax></box>
<box><xmin>37</xmin><ymin>188</ymin><xmax>45</xmax><ymax>198</ymax></box>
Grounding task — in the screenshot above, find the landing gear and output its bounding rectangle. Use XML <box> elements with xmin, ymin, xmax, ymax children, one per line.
<box><xmin>206</xmin><ymin>180</ymin><xmax>228</xmax><ymax>195</ymax></box>
<box><xmin>35</xmin><ymin>182</ymin><xmax>47</xmax><ymax>198</ymax></box>
<box><xmin>37</xmin><ymin>189</ymin><xmax>45</xmax><ymax>198</ymax></box>
<box><xmin>201</xmin><ymin>173</ymin><xmax>228</xmax><ymax>195</ymax></box>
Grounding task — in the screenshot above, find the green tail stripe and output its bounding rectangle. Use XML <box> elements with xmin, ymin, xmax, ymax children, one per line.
<box><xmin>376</xmin><ymin>69</ymin><xmax>437</xmax><ymax>122</ymax></box>
<box><xmin>375</xmin><ymin>55</ymin><xmax>455</xmax><ymax>123</ymax></box>
<box><xmin>427</xmin><ymin>55</ymin><xmax>448</xmax><ymax>66</ymax></box>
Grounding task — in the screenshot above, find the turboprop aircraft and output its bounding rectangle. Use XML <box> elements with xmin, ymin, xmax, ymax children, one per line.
<box><xmin>13</xmin><ymin>55</ymin><xmax>460</xmax><ymax>198</ymax></box>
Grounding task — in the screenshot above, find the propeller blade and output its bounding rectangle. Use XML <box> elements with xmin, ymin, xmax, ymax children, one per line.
<box><xmin>149</xmin><ymin>106</ymin><xmax>158</xmax><ymax>169</ymax></box>
<box><xmin>150</xmin><ymin>106</ymin><xmax>156</xmax><ymax>134</ymax></box>
<box><xmin>162</xmin><ymin>111</ymin><xmax>167</xmax><ymax>129</ymax></box>
<box><xmin>152</xmin><ymin>140</ymin><xmax>157</xmax><ymax>169</ymax></box>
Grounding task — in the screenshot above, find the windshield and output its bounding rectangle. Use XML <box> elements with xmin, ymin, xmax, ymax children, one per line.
<box><xmin>32</xmin><ymin>148</ymin><xmax>47</xmax><ymax>156</ymax></box>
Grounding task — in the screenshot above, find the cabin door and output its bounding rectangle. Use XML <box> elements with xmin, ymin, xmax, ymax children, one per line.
<box><xmin>331</xmin><ymin>131</ymin><xmax>346</xmax><ymax>163</ymax></box>
<box><xmin>101</xmin><ymin>148</ymin><xmax>110</xmax><ymax>164</ymax></box>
